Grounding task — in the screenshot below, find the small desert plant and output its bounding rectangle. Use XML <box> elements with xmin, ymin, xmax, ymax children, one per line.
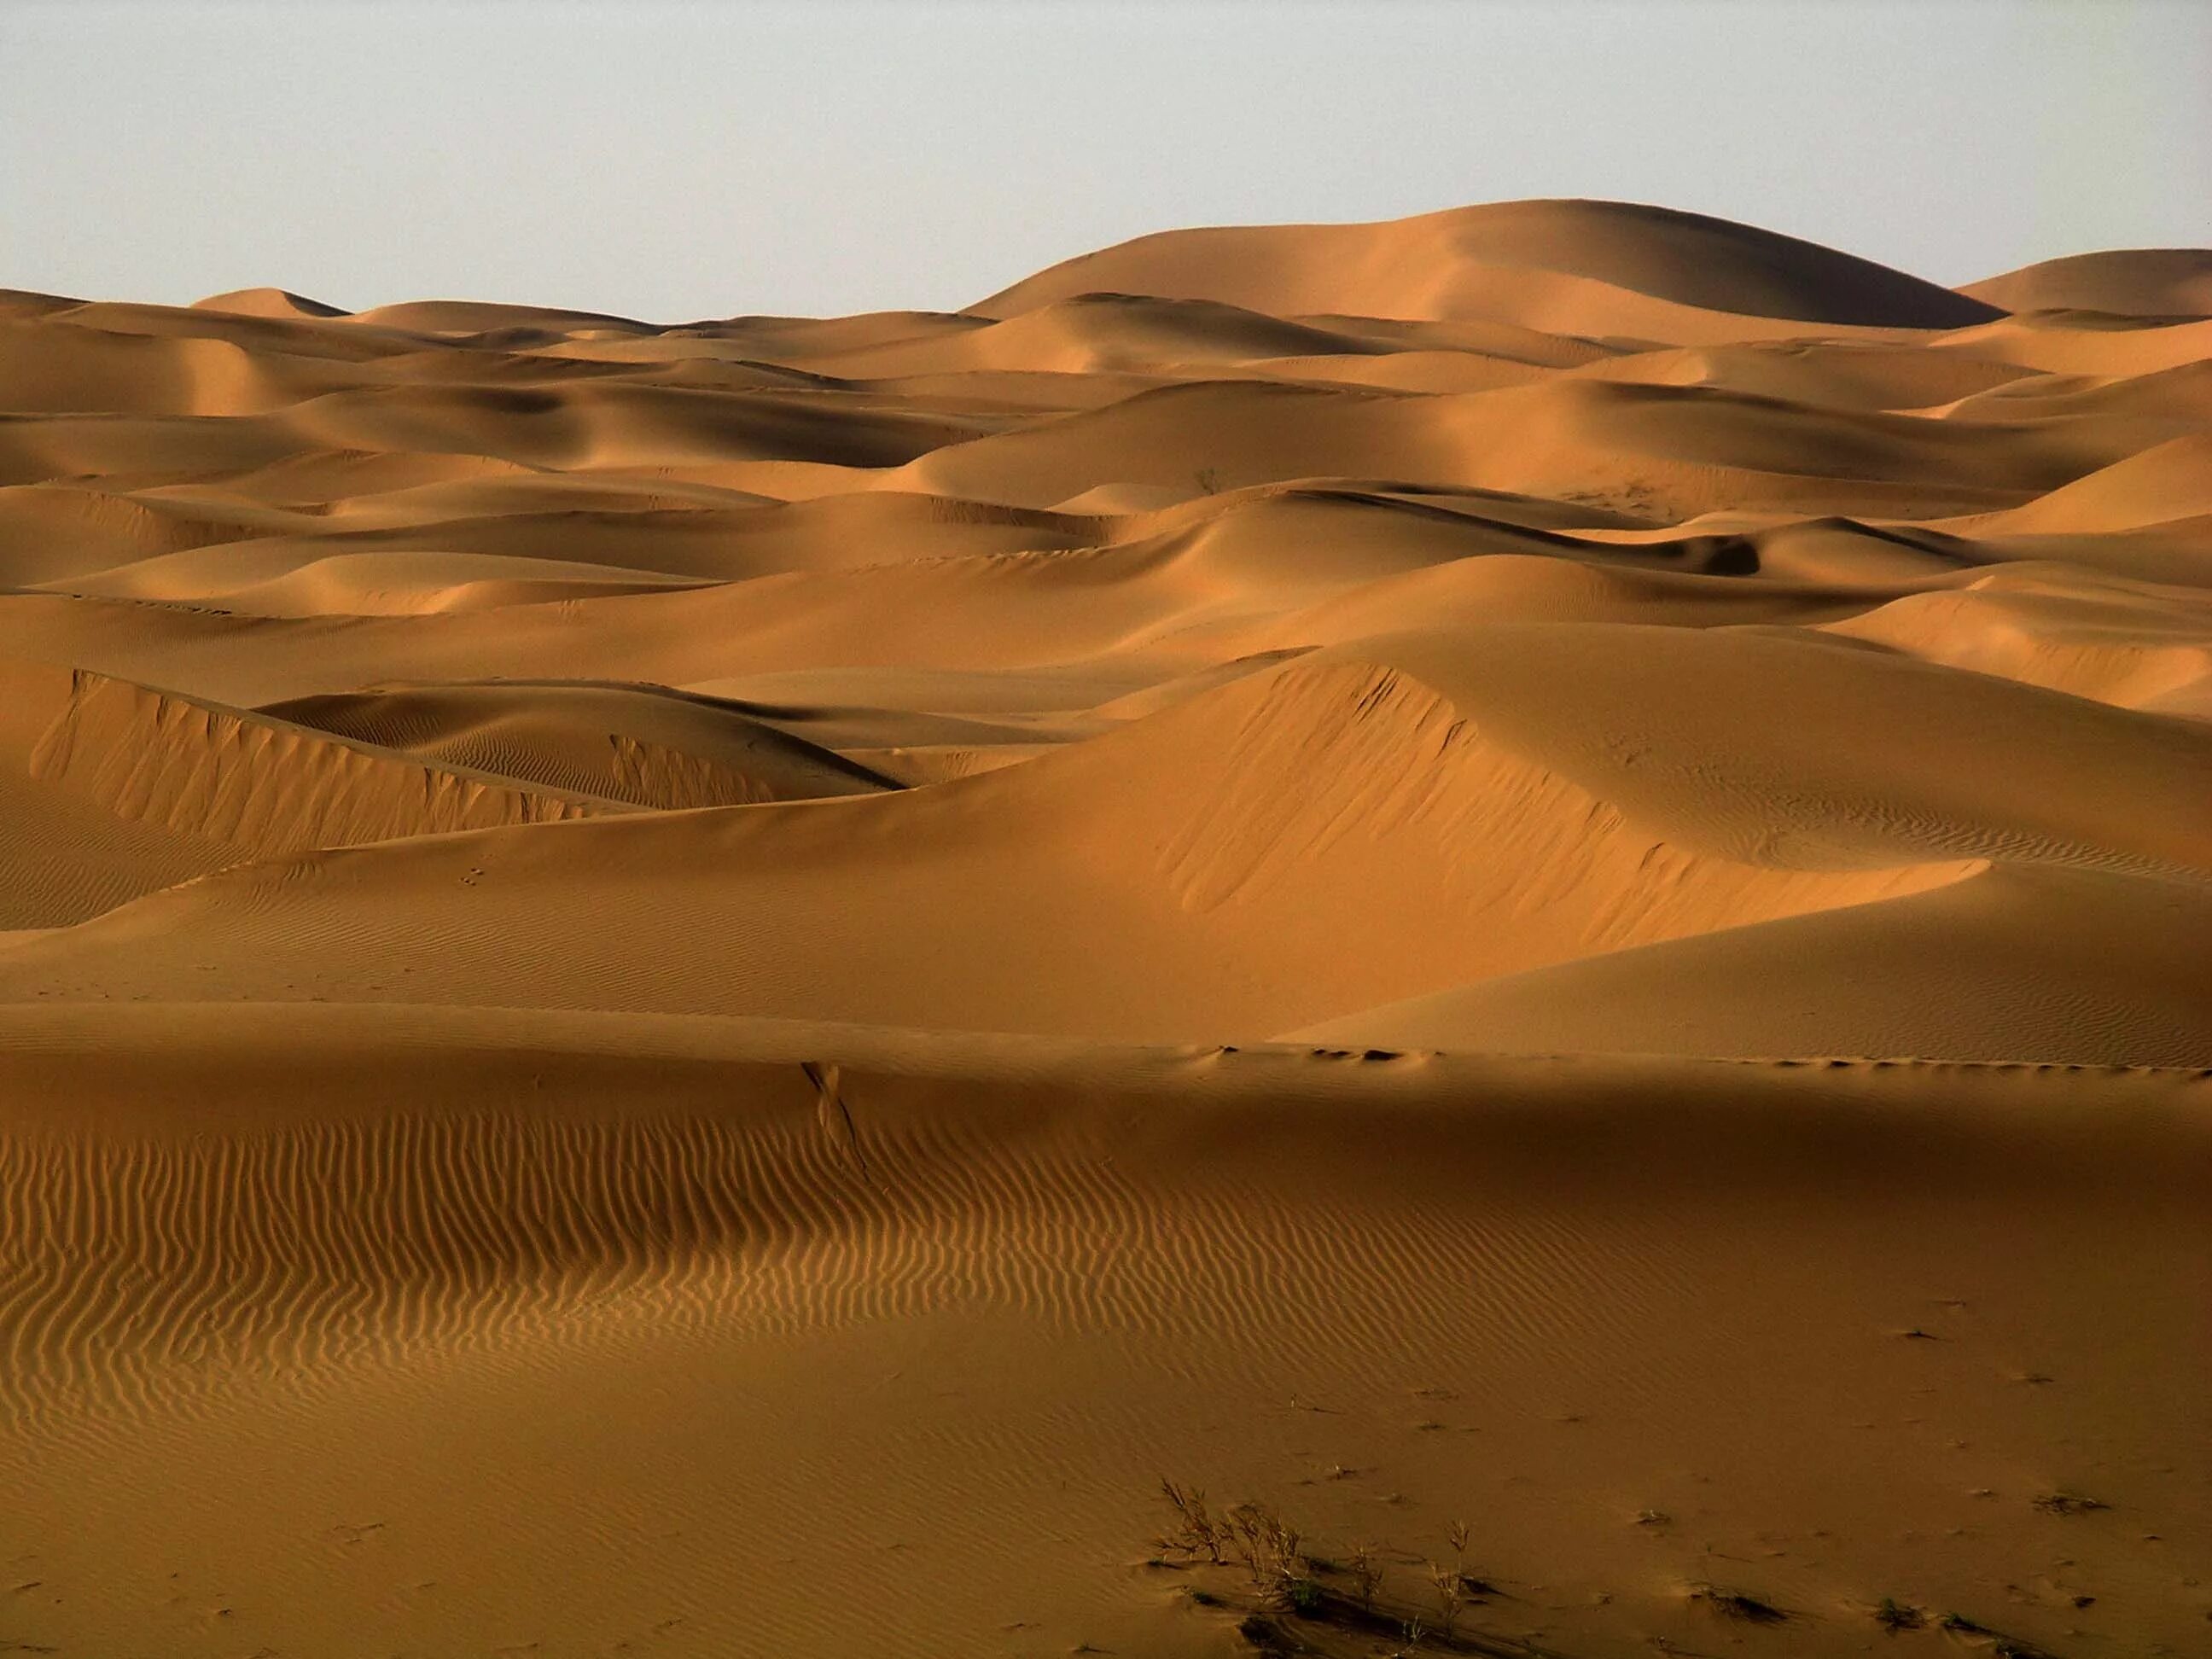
<box><xmin>1691</xmin><ymin>1581</ymin><xmax>1787</xmax><ymax>1623</ymax></box>
<box><xmin>1441</xmin><ymin>1516</ymin><xmax>1499</xmax><ymax>1596</ymax></box>
<box><xmin>2032</xmin><ymin>1490</ymin><xmax>2108</xmax><ymax>1515</ymax></box>
<box><xmin>1933</xmin><ymin>1612</ymin><xmax>2055</xmax><ymax>1659</ymax></box>
<box><xmin>1196</xmin><ymin>466</ymin><xmax>1223</xmax><ymax>494</ymax></box>
<box><xmin>1347</xmin><ymin>1541</ymin><xmax>1383</xmax><ymax>1611</ymax></box>
<box><xmin>1874</xmin><ymin>1596</ymin><xmax>1925</xmax><ymax>1630</ymax></box>
<box><xmin>1429</xmin><ymin>1560</ymin><xmax>1465</xmax><ymax>1639</ymax></box>
<box><xmin>1159</xmin><ymin>1478</ymin><xmax>1225</xmax><ymax>1564</ymax></box>
<box><xmin>1237</xmin><ymin>1612</ymin><xmax>1290</xmax><ymax>1654</ymax></box>
<box><xmin>1225</xmin><ymin>1500</ymin><xmax>1311</xmax><ymax>1610</ymax></box>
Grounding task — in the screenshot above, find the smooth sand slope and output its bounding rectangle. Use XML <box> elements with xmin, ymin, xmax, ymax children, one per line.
<box><xmin>1</xmin><ymin>201</ymin><xmax>2207</xmax><ymax>1658</ymax></box>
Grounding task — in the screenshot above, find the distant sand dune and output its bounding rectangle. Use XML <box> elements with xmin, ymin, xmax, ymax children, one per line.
<box><xmin>1962</xmin><ymin>248</ymin><xmax>2212</xmax><ymax>318</ymax></box>
<box><xmin>975</xmin><ymin>199</ymin><xmax>2005</xmax><ymax>331</ymax></box>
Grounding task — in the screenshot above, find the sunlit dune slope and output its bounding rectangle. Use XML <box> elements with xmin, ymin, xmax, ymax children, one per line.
<box><xmin>1</xmin><ymin>631</ymin><xmax>2201</xmax><ymax>1050</ymax></box>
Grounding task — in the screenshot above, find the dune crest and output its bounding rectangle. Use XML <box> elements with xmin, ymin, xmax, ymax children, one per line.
<box><xmin>193</xmin><ymin>286</ymin><xmax>352</xmax><ymax>319</ymax></box>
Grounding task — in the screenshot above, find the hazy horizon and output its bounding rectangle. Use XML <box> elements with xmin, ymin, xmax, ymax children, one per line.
<box><xmin>6</xmin><ymin>0</ymin><xmax>2208</xmax><ymax>319</ymax></box>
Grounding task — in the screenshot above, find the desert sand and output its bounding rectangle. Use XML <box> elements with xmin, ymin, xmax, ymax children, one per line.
<box><xmin>0</xmin><ymin>199</ymin><xmax>2206</xmax><ymax>1657</ymax></box>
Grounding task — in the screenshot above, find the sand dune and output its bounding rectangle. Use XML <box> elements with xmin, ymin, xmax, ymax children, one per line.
<box><xmin>0</xmin><ymin>655</ymin><xmax>602</xmax><ymax>926</ymax></box>
<box><xmin>975</xmin><ymin>199</ymin><xmax>2005</xmax><ymax>333</ymax></box>
<box><xmin>193</xmin><ymin>286</ymin><xmax>352</xmax><ymax>319</ymax></box>
<box><xmin>2</xmin><ymin>199</ymin><xmax>2207</xmax><ymax>1657</ymax></box>
<box><xmin>265</xmin><ymin>679</ymin><xmax>898</xmax><ymax>806</ymax></box>
<box><xmin>1970</xmin><ymin>431</ymin><xmax>2212</xmax><ymax>533</ymax></box>
<box><xmin>1962</xmin><ymin>249</ymin><xmax>2212</xmax><ymax>318</ymax></box>
<box><xmin>1294</xmin><ymin>864</ymin><xmax>2212</xmax><ymax>1063</ymax></box>
<box><xmin>0</xmin><ymin>654</ymin><xmax>2003</xmax><ymax>1039</ymax></box>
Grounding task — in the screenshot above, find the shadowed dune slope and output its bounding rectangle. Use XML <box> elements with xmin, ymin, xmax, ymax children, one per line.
<box><xmin>264</xmin><ymin>680</ymin><xmax>898</xmax><ymax>806</ymax></box>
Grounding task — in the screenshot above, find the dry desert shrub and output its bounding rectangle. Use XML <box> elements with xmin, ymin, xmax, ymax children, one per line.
<box><xmin>1158</xmin><ymin>1481</ymin><xmax>1557</xmax><ymax>1656</ymax></box>
<box><xmin>1346</xmin><ymin>1540</ymin><xmax>1382</xmax><ymax>1612</ymax></box>
<box><xmin>2031</xmin><ymin>1490</ymin><xmax>2108</xmax><ymax>1516</ymax></box>
<box><xmin>1937</xmin><ymin>1615</ymin><xmax>2059</xmax><ymax>1659</ymax></box>
<box><xmin>1690</xmin><ymin>1580</ymin><xmax>1788</xmax><ymax>1623</ymax></box>
<box><xmin>1873</xmin><ymin>1595</ymin><xmax>1925</xmax><ymax>1630</ymax></box>
<box><xmin>1158</xmin><ymin>1477</ymin><xmax>1226</xmax><ymax>1564</ymax></box>
<box><xmin>1427</xmin><ymin>1559</ymin><xmax>1466</xmax><ymax>1639</ymax></box>
<box><xmin>1225</xmin><ymin>1499</ymin><xmax>1321</xmax><ymax>1613</ymax></box>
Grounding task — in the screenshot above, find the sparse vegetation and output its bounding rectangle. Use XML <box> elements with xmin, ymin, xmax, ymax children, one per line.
<box><xmin>1873</xmin><ymin>1596</ymin><xmax>1925</xmax><ymax>1630</ymax></box>
<box><xmin>1238</xmin><ymin>1611</ymin><xmax>1292</xmax><ymax>1654</ymax></box>
<box><xmin>1153</xmin><ymin>1481</ymin><xmax>1551</xmax><ymax>1656</ymax></box>
<box><xmin>1427</xmin><ymin>1560</ymin><xmax>1465</xmax><ymax>1639</ymax></box>
<box><xmin>1224</xmin><ymin>1499</ymin><xmax>1313</xmax><ymax>1610</ymax></box>
<box><xmin>2031</xmin><ymin>1490</ymin><xmax>2107</xmax><ymax>1516</ymax></box>
<box><xmin>1690</xmin><ymin>1581</ymin><xmax>1788</xmax><ymax>1623</ymax></box>
<box><xmin>1347</xmin><ymin>1542</ymin><xmax>1382</xmax><ymax>1612</ymax></box>
<box><xmin>1937</xmin><ymin>1623</ymin><xmax>2058</xmax><ymax>1659</ymax></box>
<box><xmin>1159</xmin><ymin>1477</ymin><xmax>1227</xmax><ymax>1564</ymax></box>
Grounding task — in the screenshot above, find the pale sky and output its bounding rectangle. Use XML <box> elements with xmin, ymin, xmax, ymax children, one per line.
<box><xmin>4</xmin><ymin>0</ymin><xmax>2207</xmax><ymax>320</ymax></box>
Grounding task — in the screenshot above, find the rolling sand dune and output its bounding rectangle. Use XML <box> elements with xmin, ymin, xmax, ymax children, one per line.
<box><xmin>0</xmin><ymin>655</ymin><xmax>603</xmax><ymax>926</ymax></box>
<box><xmin>974</xmin><ymin>199</ymin><xmax>2006</xmax><ymax>332</ymax></box>
<box><xmin>2</xmin><ymin>201</ymin><xmax>2207</xmax><ymax>1658</ymax></box>
<box><xmin>1962</xmin><ymin>250</ymin><xmax>2212</xmax><ymax>319</ymax></box>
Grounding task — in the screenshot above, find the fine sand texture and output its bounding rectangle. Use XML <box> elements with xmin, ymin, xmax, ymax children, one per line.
<box><xmin>1</xmin><ymin>200</ymin><xmax>2207</xmax><ymax>1657</ymax></box>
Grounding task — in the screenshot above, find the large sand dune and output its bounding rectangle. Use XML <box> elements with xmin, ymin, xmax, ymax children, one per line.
<box><xmin>2</xmin><ymin>200</ymin><xmax>2206</xmax><ymax>1657</ymax></box>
